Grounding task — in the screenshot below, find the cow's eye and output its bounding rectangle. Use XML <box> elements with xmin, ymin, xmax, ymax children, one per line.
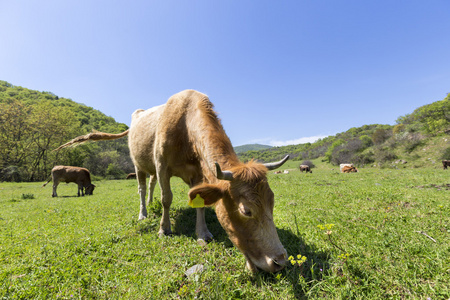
<box><xmin>241</xmin><ymin>209</ymin><xmax>252</xmax><ymax>217</ymax></box>
<box><xmin>238</xmin><ymin>205</ymin><xmax>252</xmax><ymax>218</ymax></box>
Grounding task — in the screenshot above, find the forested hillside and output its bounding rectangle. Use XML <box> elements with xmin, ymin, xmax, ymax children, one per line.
<box><xmin>239</xmin><ymin>93</ymin><xmax>450</xmax><ymax>167</ymax></box>
<box><xmin>1</xmin><ymin>80</ymin><xmax>449</xmax><ymax>182</ymax></box>
<box><xmin>0</xmin><ymin>81</ymin><xmax>133</xmax><ymax>182</ymax></box>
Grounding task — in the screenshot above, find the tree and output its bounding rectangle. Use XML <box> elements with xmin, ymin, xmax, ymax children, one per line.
<box><xmin>0</xmin><ymin>99</ymin><xmax>32</xmax><ymax>180</ymax></box>
<box><xmin>26</xmin><ymin>101</ymin><xmax>80</xmax><ymax>180</ymax></box>
<box><xmin>0</xmin><ymin>99</ymin><xmax>80</xmax><ymax>181</ymax></box>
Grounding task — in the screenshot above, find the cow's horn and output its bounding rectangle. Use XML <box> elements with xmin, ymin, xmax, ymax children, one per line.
<box><xmin>263</xmin><ymin>155</ymin><xmax>290</xmax><ymax>170</ymax></box>
<box><xmin>215</xmin><ymin>163</ymin><xmax>233</xmax><ymax>181</ymax></box>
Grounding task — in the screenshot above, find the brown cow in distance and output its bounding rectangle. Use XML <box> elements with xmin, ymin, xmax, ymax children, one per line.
<box><xmin>299</xmin><ymin>164</ymin><xmax>312</xmax><ymax>173</ymax></box>
<box><xmin>443</xmin><ymin>160</ymin><xmax>450</xmax><ymax>170</ymax></box>
<box><xmin>42</xmin><ymin>166</ymin><xmax>95</xmax><ymax>197</ymax></box>
<box><xmin>340</xmin><ymin>163</ymin><xmax>354</xmax><ymax>172</ymax></box>
<box><xmin>341</xmin><ymin>165</ymin><xmax>358</xmax><ymax>173</ymax></box>
<box><xmin>55</xmin><ymin>89</ymin><xmax>289</xmax><ymax>273</ymax></box>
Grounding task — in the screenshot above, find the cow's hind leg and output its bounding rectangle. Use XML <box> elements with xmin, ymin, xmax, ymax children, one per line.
<box><xmin>136</xmin><ymin>169</ymin><xmax>148</xmax><ymax>220</ymax></box>
<box><xmin>52</xmin><ymin>180</ymin><xmax>59</xmax><ymax>197</ymax></box>
<box><xmin>157</xmin><ymin>167</ymin><xmax>172</xmax><ymax>237</ymax></box>
<box><xmin>147</xmin><ymin>175</ymin><xmax>157</xmax><ymax>206</ymax></box>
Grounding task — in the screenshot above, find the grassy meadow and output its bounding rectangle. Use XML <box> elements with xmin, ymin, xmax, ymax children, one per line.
<box><xmin>1</xmin><ymin>160</ymin><xmax>449</xmax><ymax>299</ymax></box>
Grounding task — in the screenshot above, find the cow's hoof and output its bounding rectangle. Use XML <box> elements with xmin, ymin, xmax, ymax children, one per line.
<box><xmin>197</xmin><ymin>230</ymin><xmax>213</xmax><ymax>243</ymax></box>
<box><xmin>158</xmin><ymin>229</ymin><xmax>172</xmax><ymax>238</ymax></box>
<box><xmin>197</xmin><ymin>238</ymin><xmax>212</xmax><ymax>247</ymax></box>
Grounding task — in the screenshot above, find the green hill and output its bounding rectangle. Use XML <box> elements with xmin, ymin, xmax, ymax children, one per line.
<box><xmin>0</xmin><ymin>80</ymin><xmax>133</xmax><ymax>181</ymax></box>
<box><xmin>234</xmin><ymin>144</ymin><xmax>272</xmax><ymax>154</ymax></box>
<box><xmin>238</xmin><ymin>92</ymin><xmax>450</xmax><ymax>168</ymax></box>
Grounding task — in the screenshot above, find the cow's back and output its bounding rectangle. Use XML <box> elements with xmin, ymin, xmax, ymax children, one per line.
<box><xmin>51</xmin><ymin>165</ymin><xmax>68</xmax><ymax>181</ymax></box>
<box><xmin>129</xmin><ymin>90</ymin><xmax>213</xmax><ymax>181</ymax></box>
<box><xmin>52</xmin><ymin>166</ymin><xmax>90</xmax><ymax>183</ymax></box>
<box><xmin>129</xmin><ymin>104</ymin><xmax>165</xmax><ymax>174</ymax></box>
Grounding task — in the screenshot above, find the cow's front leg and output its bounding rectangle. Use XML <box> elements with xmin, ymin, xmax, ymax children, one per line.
<box><xmin>77</xmin><ymin>184</ymin><xmax>84</xmax><ymax>196</ymax></box>
<box><xmin>196</xmin><ymin>207</ymin><xmax>213</xmax><ymax>242</ymax></box>
<box><xmin>157</xmin><ymin>169</ymin><xmax>172</xmax><ymax>237</ymax></box>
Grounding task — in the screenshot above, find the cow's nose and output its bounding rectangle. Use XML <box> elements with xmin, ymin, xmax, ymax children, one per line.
<box><xmin>271</xmin><ymin>251</ymin><xmax>288</xmax><ymax>272</ymax></box>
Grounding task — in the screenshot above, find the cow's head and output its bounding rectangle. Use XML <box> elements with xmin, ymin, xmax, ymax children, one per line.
<box><xmin>188</xmin><ymin>156</ymin><xmax>289</xmax><ymax>273</ymax></box>
<box><xmin>85</xmin><ymin>184</ymin><xmax>96</xmax><ymax>195</ymax></box>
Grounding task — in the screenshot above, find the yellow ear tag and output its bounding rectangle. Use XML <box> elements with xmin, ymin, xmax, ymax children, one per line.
<box><xmin>188</xmin><ymin>194</ymin><xmax>205</xmax><ymax>208</ymax></box>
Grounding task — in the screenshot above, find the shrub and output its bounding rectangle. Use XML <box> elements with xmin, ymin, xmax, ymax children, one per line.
<box><xmin>372</xmin><ymin>128</ymin><xmax>391</xmax><ymax>145</ymax></box>
<box><xmin>1</xmin><ymin>166</ymin><xmax>24</xmax><ymax>182</ymax></box>
<box><xmin>393</xmin><ymin>124</ymin><xmax>405</xmax><ymax>135</ymax></box>
<box><xmin>374</xmin><ymin>147</ymin><xmax>397</xmax><ymax>164</ymax></box>
<box><xmin>106</xmin><ymin>163</ymin><xmax>126</xmax><ymax>179</ymax></box>
<box><xmin>325</xmin><ymin>139</ymin><xmax>346</xmax><ymax>162</ymax></box>
<box><xmin>353</xmin><ymin>151</ymin><xmax>375</xmax><ymax>166</ymax></box>
<box><xmin>404</xmin><ymin>133</ymin><xmax>426</xmax><ymax>153</ymax></box>
<box><xmin>329</xmin><ymin>139</ymin><xmax>365</xmax><ymax>165</ymax></box>
<box><xmin>385</xmin><ymin>137</ymin><xmax>398</xmax><ymax>149</ymax></box>
<box><xmin>359</xmin><ymin>135</ymin><xmax>373</xmax><ymax>148</ymax></box>
<box><xmin>331</xmin><ymin>148</ymin><xmax>352</xmax><ymax>166</ymax></box>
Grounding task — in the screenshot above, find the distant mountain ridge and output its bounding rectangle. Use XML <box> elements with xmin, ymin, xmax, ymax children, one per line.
<box><xmin>234</xmin><ymin>144</ymin><xmax>272</xmax><ymax>154</ymax></box>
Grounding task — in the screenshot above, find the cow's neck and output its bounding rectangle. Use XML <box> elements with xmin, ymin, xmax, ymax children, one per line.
<box><xmin>193</xmin><ymin>121</ymin><xmax>240</xmax><ymax>182</ymax></box>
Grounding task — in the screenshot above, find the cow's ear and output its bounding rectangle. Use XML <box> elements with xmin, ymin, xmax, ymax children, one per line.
<box><xmin>188</xmin><ymin>183</ymin><xmax>225</xmax><ymax>206</ymax></box>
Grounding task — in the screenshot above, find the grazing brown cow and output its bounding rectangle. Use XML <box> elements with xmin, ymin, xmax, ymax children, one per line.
<box><xmin>126</xmin><ymin>173</ymin><xmax>136</xmax><ymax>179</ymax></box>
<box><xmin>299</xmin><ymin>165</ymin><xmax>312</xmax><ymax>173</ymax></box>
<box><xmin>341</xmin><ymin>165</ymin><xmax>358</xmax><ymax>173</ymax></box>
<box><xmin>340</xmin><ymin>163</ymin><xmax>354</xmax><ymax>172</ymax></box>
<box><xmin>42</xmin><ymin>166</ymin><xmax>95</xmax><ymax>197</ymax></box>
<box><xmin>442</xmin><ymin>160</ymin><xmax>450</xmax><ymax>170</ymax></box>
<box><xmin>55</xmin><ymin>90</ymin><xmax>289</xmax><ymax>272</ymax></box>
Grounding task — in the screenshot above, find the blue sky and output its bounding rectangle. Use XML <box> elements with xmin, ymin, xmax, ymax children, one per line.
<box><xmin>1</xmin><ymin>1</ymin><xmax>449</xmax><ymax>146</ymax></box>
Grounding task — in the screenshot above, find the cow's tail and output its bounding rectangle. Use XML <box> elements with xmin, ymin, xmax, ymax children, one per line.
<box><xmin>42</xmin><ymin>176</ymin><xmax>52</xmax><ymax>187</ymax></box>
<box><xmin>53</xmin><ymin>129</ymin><xmax>129</xmax><ymax>151</ymax></box>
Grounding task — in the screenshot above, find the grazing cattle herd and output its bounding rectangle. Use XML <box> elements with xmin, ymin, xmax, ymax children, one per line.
<box><xmin>44</xmin><ymin>89</ymin><xmax>448</xmax><ymax>273</ymax></box>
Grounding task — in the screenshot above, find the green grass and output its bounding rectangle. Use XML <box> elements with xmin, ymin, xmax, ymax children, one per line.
<box><xmin>1</xmin><ymin>164</ymin><xmax>449</xmax><ymax>299</ymax></box>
